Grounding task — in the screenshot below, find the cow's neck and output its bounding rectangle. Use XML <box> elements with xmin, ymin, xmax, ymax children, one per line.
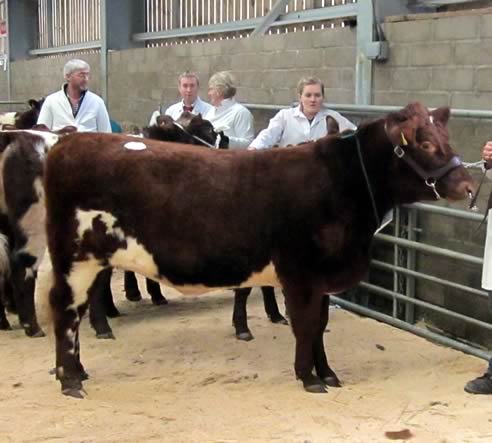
<box><xmin>331</xmin><ymin>119</ymin><xmax>396</xmax><ymax>231</ymax></box>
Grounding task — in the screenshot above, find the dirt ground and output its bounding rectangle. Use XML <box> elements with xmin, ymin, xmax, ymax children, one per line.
<box><xmin>1</xmin><ymin>269</ymin><xmax>492</xmax><ymax>443</ymax></box>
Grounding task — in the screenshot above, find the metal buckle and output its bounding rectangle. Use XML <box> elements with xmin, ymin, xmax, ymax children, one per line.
<box><xmin>394</xmin><ymin>145</ymin><xmax>405</xmax><ymax>158</ymax></box>
<box><xmin>425</xmin><ymin>178</ymin><xmax>441</xmax><ymax>200</ymax></box>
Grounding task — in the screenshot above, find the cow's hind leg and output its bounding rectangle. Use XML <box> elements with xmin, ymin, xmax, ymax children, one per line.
<box><xmin>232</xmin><ymin>287</ymin><xmax>254</xmax><ymax>341</ymax></box>
<box><xmin>146</xmin><ymin>278</ymin><xmax>168</xmax><ymax>305</ymax></box>
<box><xmin>11</xmin><ymin>252</ymin><xmax>44</xmax><ymax>337</ymax></box>
<box><xmin>103</xmin><ymin>269</ymin><xmax>120</xmax><ymax>318</ymax></box>
<box><xmin>284</xmin><ymin>284</ymin><xmax>326</xmax><ymax>393</ymax></box>
<box><xmin>51</xmin><ymin>264</ymin><xmax>101</xmax><ymax>398</ymax></box>
<box><xmin>313</xmin><ymin>295</ymin><xmax>341</xmax><ymax>387</ymax></box>
<box><xmin>0</xmin><ymin>296</ymin><xmax>11</xmax><ymax>330</ymax></box>
<box><xmin>261</xmin><ymin>286</ymin><xmax>288</xmax><ymax>325</ymax></box>
<box><xmin>89</xmin><ymin>269</ymin><xmax>116</xmax><ymax>339</ymax></box>
<box><xmin>124</xmin><ymin>271</ymin><xmax>142</xmax><ymax>301</ymax></box>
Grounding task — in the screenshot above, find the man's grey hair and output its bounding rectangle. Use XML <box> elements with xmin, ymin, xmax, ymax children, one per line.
<box><xmin>63</xmin><ymin>59</ymin><xmax>90</xmax><ymax>78</ymax></box>
<box><xmin>296</xmin><ymin>76</ymin><xmax>325</xmax><ymax>97</ymax></box>
<box><xmin>178</xmin><ymin>71</ymin><xmax>200</xmax><ymax>86</ymax></box>
<box><xmin>208</xmin><ymin>71</ymin><xmax>237</xmax><ymax>99</ymax></box>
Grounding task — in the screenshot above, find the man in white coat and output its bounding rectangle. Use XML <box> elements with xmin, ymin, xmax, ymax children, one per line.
<box><xmin>149</xmin><ymin>71</ymin><xmax>212</xmax><ymax>125</ymax></box>
<box><xmin>37</xmin><ymin>59</ymin><xmax>111</xmax><ymax>133</ymax></box>
<box><xmin>464</xmin><ymin>140</ymin><xmax>492</xmax><ymax>395</ymax></box>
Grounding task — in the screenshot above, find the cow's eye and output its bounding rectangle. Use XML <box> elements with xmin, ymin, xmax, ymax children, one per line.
<box><xmin>421</xmin><ymin>141</ymin><xmax>434</xmax><ymax>151</ymax></box>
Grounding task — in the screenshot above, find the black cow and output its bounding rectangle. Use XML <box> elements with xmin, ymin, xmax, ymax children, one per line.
<box><xmin>43</xmin><ymin>102</ymin><xmax>474</xmax><ymax>397</ymax></box>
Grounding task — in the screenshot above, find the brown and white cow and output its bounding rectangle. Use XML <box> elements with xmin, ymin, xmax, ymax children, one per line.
<box><xmin>43</xmin><ymin>102</ymin><xmax>474</xmax><ymax>397</ymax></box>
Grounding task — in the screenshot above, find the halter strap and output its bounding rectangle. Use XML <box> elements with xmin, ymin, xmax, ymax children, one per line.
<box><xmin>172</xmin><ymin>121</ymin><xmax>217</xmax><ymax>149</ymax></box>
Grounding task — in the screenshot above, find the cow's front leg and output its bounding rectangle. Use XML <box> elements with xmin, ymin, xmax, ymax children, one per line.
<box><xmin>284</xmin><ymin>285</ymin><xmax>326</xmax><ymax>393</ymax></box>
<box><xmin>232</xmin><ymin>287</ymin><xmax>254</xmax><ymax>341</ymax></box>
<box><xmin>89</xmin><ymin>269</ymin><xmax>115</xmax><ymax>339</ymax></box>
<box><xmin>146</xmin><ymin>278</ymin><xmax>168</xmax><ymax>305</ymax></box>
<box><xmin>51</xmin><ymin>265</ymin><xmax>101</xmax><ymax>398</ymax></box>
<box><xmin>11</xmin><ymin>253</ymin><xmax>44</xmax><ymax>337</ymax></box>
<box><xmin>313</xmin><ymin>295</ymin><xmax>341</xmax><ymax>387</ymax></box>
<box><xmin>261</xmin><ymin>286</ymin><xmax>288</xmax><ymax>325</ymax></box>
<box><xmin>124</xmin><ymin>271</ymin><xmax>142</xmax><ymax>301</ymax></box>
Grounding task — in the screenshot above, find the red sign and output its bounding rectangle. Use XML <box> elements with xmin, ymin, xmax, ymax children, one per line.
<box><xmin>0</xmin><ymin>21</ymin><xmax>7</xmax><ymax>36</ymax></box>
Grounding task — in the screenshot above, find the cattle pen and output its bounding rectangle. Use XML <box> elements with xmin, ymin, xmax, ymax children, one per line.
<box><xmin>2</xmin><ymin>0</ymin><xmax>492</xmax><ymax>442</ymax></box>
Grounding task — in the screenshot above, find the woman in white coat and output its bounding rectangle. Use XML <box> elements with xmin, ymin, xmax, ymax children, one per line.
<box><xmin>465</xmin><ymin>141</ymin><xmax>492</xmax><ymax>394</ymax></box>
<box><xmin>204</xmin><ymin>71</ymin><xmax>254</xmax><ymax>149</ymax></box>
<box><xmin>249</xmin><ymin>76</ymin><xmax>356</xmax><ymax>150</ymax></box>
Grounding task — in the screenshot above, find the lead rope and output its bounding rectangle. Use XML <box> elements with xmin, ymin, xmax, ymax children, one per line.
<box><xmin>355</xmin><ymin>134</ymin><xmax>381</xmax><ymax>229</ymax></box>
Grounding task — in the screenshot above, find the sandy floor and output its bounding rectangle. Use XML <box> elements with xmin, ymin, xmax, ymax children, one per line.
<box><xmin>1</xmin><ymin>270</ymin><xmax>492</xmax><ymax>443</ymax></box>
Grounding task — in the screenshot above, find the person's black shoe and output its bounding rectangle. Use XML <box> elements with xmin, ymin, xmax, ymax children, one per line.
<box><xmin>464</xmin><ymin>373</ymin><xmax>492</xmax><ymax>395</ymax></box>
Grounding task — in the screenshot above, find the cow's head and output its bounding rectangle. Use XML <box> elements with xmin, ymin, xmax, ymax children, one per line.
<box><xmin>384</xmin><ymin>102</ymin><xmax>474</xmax><ymax>203</ymax></box>
<box><xmin>14</xmin><ymin>98</ymin><xmax>45</xmax><ymax>129</ymax></box>
<box><xmin>179</xmin><ymin>112</ymin><xmax>229</xmax><ymax>149</ymax></box>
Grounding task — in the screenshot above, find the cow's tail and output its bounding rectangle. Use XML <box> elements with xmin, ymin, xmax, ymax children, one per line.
<box><xmin>35</xmin><ymin>251</ymin><xmax>55</xmax><ymax>329</ymax></box>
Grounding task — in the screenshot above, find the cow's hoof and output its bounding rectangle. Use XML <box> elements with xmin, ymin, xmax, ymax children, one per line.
<box><xmin>24</xmin><ymin>326</ymin><xmax>45</xmax><ymax>338</ymax></box>
<box><xmin>303</xmin><ymin>380</ymin><xmax>327</xmax><ymax>393</ymax></box>
<box><xmin>96</xmin><ymin>331</ymin><xmax>116</xmax><ymax>340</ymax></box>
<box><xmin>236</xmin><ymin>331</ymin><xmax>254</xmax><ymax>341</ymax></box>
<box><xmin>125</xmin><ymin>290</ymin><xmax>142</xmax><ymax>302</ymax></box>
<box><xmin>151</xmin><ymin>296</ymin><xmax>168</xmax><ymax>306</ymax></box>
<box><xmin>322</xmin><ymin>375</ymin><xmax>342</xmax><ymax>388</ymax></box>
<box><xmin>81</xmin><ymin>371</ymin><xmax>90</xmax><ymax>381</ymax></box>
<box><xmin>300</xmin><ymin>375</ymin><xmax>327</xmax><ymax>393</ymax></box>
<box><xmin>62</xmin><ymin>388</ymin><xmax>85</xmax><ymax>399</ymax></box>
<box><xmin>270</xmin><ymin>314</ymin><xmax>288</xmax><ymax>325</ymax></box>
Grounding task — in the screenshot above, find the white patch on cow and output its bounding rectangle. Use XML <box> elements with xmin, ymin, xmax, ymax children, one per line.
<box><xmin>0</xmin><ymin>112</ymin><xmax>16</xmax><ymax>127</ymax></box>
<box><xmin>123</xmin><ymin>141</ymin><xmax>147</xmax><ymax>150</ymax></box>
<box><xmin>67</xmin><ymin>256</ymin><xmax>103</xmax><ymax>311</ymax></box>
<box><xmin>239</xmin><ymin>262</ymin><xmax>281</xmax><ymax>288</ymax></box>
<box><xmin>2</xmin><ymin>129</ymin><xmax>59</xmax><ymax>153</ymax></box>
<box><xmin>18</xmin><ymin>178</ymin><xmax>47</xmax><ymax>271</ymax></box>
<box><xmin>76</xmin><ymin>209</ymin><xmax>125</xmax><ymax>241</ymax></box>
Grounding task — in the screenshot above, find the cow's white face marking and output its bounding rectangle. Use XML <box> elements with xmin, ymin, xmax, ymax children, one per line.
<box><xmin>19</xmin><ymin>178</ymin><xmax>47</xmax><ymax>270</ymax></box>
<box><xmin>123</xmin><ymin>141</ymin><xmax>147</xmax><ymax>150</ymax></box>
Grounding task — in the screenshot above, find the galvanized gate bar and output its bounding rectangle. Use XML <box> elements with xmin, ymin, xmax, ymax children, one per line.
<box><xmin>360</xmin><ymin>282</ymin><xmax>492</xmax><ymax>330</ymax></box>
<box><xmin>372</xmin><ymin>259</ymin><xmax>488</xmax><ymax>298</ymax></box>
<box><xmin>375</xmin><ymin>233</ymin><xmax>483</xmax><ymax>266</ymax></box>
<box><xmin>331</xmin><ymin>296</ymin><xmax>492</xmax><ymax>361</ymax></box>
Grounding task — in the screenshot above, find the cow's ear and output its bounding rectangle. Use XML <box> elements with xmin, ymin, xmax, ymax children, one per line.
<box><xmin>28</xmin><ymin>99</ymin><xmax>38</xmax><ymax>109</ymax></box>
<box><xmin>431</xmin><ymin>107</ymin><xmax>450</xmax><ymax>126</ymax></box>
<box><xmin>0</xmin><ymin>132</ymin><xmax>13</xmax><ymax>153</ymax></box>
<box><xmin>326</xmin><ymin>116</ymin><xmax>339</xmax><ymax>135</ymax></box>
<box><xmin>385</xmin><ymin>112</ymin><xmax>417</xmax><ymax>147</ymax></box>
